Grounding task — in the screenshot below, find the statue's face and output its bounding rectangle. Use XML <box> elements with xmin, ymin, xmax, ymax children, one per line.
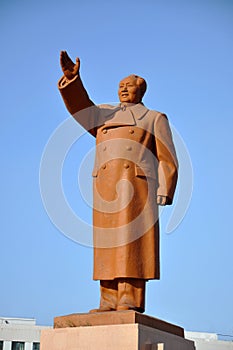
<box><xmin>118</xmin><ymin>76</ymin><xmax>142</xmax><ymax>103</ymax></box>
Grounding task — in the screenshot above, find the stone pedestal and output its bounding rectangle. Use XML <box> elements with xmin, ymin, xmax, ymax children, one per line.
<box><xmin>40</xmin><ymin>311</ymin><xmax>195</xmax><ymax>350</ymax></box>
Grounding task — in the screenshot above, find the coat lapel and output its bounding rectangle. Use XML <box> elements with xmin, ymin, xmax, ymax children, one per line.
<box><xmin>104</xmin><ymin>108</ymin><xmax>136</xmax><ymax>125</ymax></box>
<box><xmin>129</xmin><ymin>103</ymin><xmax>149</xmax><ymax>120</ymax></box>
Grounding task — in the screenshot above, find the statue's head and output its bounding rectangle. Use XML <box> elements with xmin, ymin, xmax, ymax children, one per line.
<box><xmin>118</xmin><ymin>74</ymin><xmax>147</xmax><ymax>104</ymax></box>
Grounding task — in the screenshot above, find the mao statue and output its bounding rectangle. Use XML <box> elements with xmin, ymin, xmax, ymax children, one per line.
<box><xmin>58</xmin><ymin>51</ymin><xmax>178</xmax><ymax>313</ymax></box>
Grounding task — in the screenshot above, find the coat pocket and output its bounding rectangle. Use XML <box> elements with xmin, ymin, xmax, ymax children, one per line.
<box><xmin>135</xmin><ymin>165</ymin><xmax>156</xmax><ymax>180</ymax></box>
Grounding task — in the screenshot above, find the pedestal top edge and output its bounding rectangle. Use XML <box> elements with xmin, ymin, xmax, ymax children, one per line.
<box><xmin>54</xmin><ymin>311</ymin><xmax>184</xmax><ymax>338</ymax></box>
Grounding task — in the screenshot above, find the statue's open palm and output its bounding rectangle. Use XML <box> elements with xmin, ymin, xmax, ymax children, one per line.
<box><xmin>60</xmin><ymin>51</ymin><xmax>80</xmax><ymax>80</ymax></box>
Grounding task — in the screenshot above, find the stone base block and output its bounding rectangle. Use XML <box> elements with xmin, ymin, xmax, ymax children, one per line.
<box><xmin>41</xmin><ymin>311</ymin><xmax>195</xmax><ymax>350</ymax></box>
<box><xmin>41</xmin><ymin>324</ymin><xmax>195</xmax><ymax>350</ymax></box>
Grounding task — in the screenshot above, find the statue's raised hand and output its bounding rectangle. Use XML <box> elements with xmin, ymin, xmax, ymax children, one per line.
<box><xmin>60</xmin><ymin>51</ymin><xmax>80</xmax><ymax>80</ymax></box>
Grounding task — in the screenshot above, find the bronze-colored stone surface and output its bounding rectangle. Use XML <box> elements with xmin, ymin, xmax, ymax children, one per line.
<box><xmin>58</xmin><ymin>52</ymin><xmax>178</xmax><ymax>281</ymax></box>
<box><xmin>58</xmin><ymin>51</ymin><xmax>179</xmax><ymax>311</ymax></box>
<box><xmin>54</xmin><ymin>311</ymin><xmax>184</xmax><ymax>338</ymax></box>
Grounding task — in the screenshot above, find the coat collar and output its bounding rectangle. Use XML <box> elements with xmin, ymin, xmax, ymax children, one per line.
<box><xmin>103</xmin><ymin>103</ymin><xmax>149</xmax><ymax>125</ymax></box>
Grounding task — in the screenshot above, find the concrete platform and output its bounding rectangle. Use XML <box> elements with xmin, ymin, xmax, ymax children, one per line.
<box><xmin>54</xmin><ymin>311</ymin><xmax>184</xmax><ymax>337</ymax></box>
<box><xmin>40</xmin><ymin>311</ymin><xmax>196</xmax><ymax>350</ymax></box>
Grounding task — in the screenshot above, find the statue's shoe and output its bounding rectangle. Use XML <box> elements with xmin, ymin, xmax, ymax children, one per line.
<box><xmin>116</xmin><ymin>305</ymin><xmax>144</xmax><ymax>313</ymax></box>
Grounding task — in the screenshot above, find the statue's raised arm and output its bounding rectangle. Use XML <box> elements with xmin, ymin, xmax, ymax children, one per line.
<box><xmin>58</xmin><ymin>51</ymin><xmax>96</xmax><ymax>134</ymax></box>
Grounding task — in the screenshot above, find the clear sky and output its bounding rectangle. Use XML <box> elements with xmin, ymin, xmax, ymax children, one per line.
<box><xmin>1</xmin><ymin>0</ymin><xmax>233</xmax><ymax>337</ymax></box>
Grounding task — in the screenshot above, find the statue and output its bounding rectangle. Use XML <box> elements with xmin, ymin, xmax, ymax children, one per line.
<box><xmin>58</xmin><ymin>51</ymin><xmax>178</xmax><ymax>313</ymax></box>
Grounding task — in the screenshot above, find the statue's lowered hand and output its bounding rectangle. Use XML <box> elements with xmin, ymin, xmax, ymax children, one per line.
<box><xmin>60</xmin><ymin>51</ymin><xmax>80</xmax><ymax>80</ymax></box>
<box><xmin>157</xmin><ymin>195</ymin><xmax>169</xmax><ymax>206</ymax></box>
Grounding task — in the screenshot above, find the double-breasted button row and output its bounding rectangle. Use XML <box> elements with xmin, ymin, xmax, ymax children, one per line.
<box><xmin>102</xmin><ymin>128</ymin><xmax>134</xmax><ymax>134</ymax></box>
<box><xmin>101</xmin><ymin>163</ymin><xmax>130</xmax><ymax>170</ymax></box>
<box><xmin>101</xmin><ymin>145</ymin><xmax>133</xmax><ymax>152</ymax></box>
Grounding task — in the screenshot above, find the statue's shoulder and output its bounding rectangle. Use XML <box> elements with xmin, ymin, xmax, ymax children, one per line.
<box><xmin>95</xmin><ymin>103</ymin><xmax>120</xmax><ymax>120</ymax></box>
<box><xmin>147</xmin><ymin>108</ymin><xmax>168</xmax><ymax>119</ymax></box>
<box><xmin>98</xmin><ymin>103</ymin><xmax>119</xmax><ymax>111</ymax></box>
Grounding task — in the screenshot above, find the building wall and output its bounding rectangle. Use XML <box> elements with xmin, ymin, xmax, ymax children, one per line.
<box><xmin>186</xmin><ymin>331</ymin><xmax>233</xmax><ymax>350</ymax></box>
<box><xmin>0</xmin><ymin>317</ymin><xmax>51</xmax><ymax>350</ymax></box>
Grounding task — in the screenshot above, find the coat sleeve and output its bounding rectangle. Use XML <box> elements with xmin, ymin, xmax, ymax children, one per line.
<box><xmin>58</xmin><ymin>75</ymin><xmax>99</xmax><ymax>137</ymax></box>
<box><xmin>154</xmin><ymin>113</ymin><xmax>178</xmax><ymax>204</ymax></box>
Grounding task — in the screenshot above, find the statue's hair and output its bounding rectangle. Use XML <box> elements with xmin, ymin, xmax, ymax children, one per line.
<box><xmin>120</xmin><ymin>74</ymin><xmax>147</xmax><ymax>99</ymax></box>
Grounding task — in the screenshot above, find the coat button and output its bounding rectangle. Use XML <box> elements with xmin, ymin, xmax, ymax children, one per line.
<box><xmin>124</xmin><ymin>163</ymin><xmax>129</xmax><ymax>169</ymax></box>
<box><xmin>102</xmin><ymin>129</ymin><xmax>107</xmax><ymax>134</ymax></box>
<box><xmin>129</xmin><ymin>129</ymin><xmax>134</xmax><ymax>134</ymax></box>
<box><xmin>102</xmin><ymin>164</ymin><xmax>106</xmax><ymax>169</ymax></box>
<box><xmin>126</xmin><ymin>146</ymin><xmax>132</xmax><ymax>151</ymax></box>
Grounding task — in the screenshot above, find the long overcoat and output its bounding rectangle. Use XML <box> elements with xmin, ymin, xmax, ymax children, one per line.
<box><xmin>58</xmin><ymin>75</ymin><xmax>178</xmax><ymax>280</ymax></box>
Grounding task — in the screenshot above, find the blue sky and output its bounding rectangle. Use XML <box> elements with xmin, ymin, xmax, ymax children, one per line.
<box><xmin>1</xmin><ymin>0</ymin><xmax>233</xmax><ymax>337</ymax></box>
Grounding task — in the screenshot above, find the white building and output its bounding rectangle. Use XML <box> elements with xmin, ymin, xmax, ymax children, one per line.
<box><xmin>0</xmin><ymin>317</ymin><xmax>50</xmax><ymax>350</ymax></box>
<box><xmin>186</xmin><ymin>331</ymin><xmax>233</xmax><ymax>349</ymax></box>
